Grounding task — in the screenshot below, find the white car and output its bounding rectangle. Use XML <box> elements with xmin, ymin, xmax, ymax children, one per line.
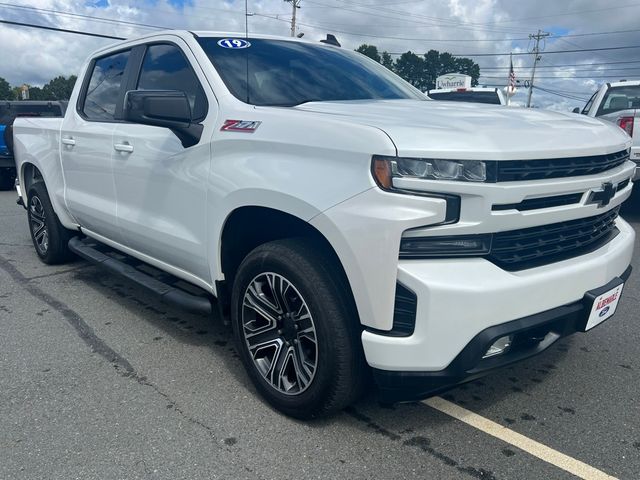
<box><xmin>427</xmin><ymin>87</ymin><xmax>506</xmax><ymax>105</ymax></box>
<box><xmin>12</xmin><ymin>31</ymin><xmax>635</xmax><ymax>418</ymax></box>
<box><xmin>576</xmin><ymin>80</ymin><xmax>640</xmax><ymax>178</ymax></box>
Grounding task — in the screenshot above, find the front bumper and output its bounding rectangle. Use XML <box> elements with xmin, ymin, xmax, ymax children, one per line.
<box><xmin>373</xmin><ymin>266</ymin><xmax>632</xmax><ymax>403</ymax></box>
<box><xmin>362</xmin><ymin>217</ymin><xmax>635</xmax><ymax>400</ymax></box>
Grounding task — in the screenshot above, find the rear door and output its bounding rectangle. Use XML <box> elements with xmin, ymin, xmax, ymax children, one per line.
<box><xmin>61</xmin><ymin>49</ymin><xmax>132</xmax><ymax>241</ymax></box>
<box><xmin>111</xmin><ymin>40</ymin><xmax>215</xmax><ymax>281</ymax></box>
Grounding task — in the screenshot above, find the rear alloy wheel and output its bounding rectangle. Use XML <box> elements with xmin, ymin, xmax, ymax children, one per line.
<box><xmin>27</xmin><ymin>182</ymin><xmax>75</xmax><ymax>264</ymax></box>
<box><xmin>29</xmin><ymin>194</ymin><xmax>49</xmax><ymax>256</ymax></box>
<box><xmin>231</xmin><ymin>238</ymin><xmax>366</xmax><ymax>419</ymax></box>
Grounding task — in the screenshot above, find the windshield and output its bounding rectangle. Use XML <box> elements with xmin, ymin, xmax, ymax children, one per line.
<box><xmin>596</xmin><ymin>85</ymin><xmax>640</xmax><ymax>116</ymax></box>
<box><xmin>196</xmin><ymin>37</ymin><xmax>423</xmax><ymax>106</ymax></box>
<box><xmin>428</xmin><ymin>91</ymin><xmax>501</xmax><ymax>105</ymax></box>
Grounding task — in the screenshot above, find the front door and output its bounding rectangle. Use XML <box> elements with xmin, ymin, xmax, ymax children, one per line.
<box><xmin>112</xmin><ymin>41</ymin><xmax>214</xmax><ymax>281</ymax></box>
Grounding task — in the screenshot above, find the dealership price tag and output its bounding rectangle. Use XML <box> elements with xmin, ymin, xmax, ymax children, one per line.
<box><xmin>585</xmin><ymin>283</ymin><xmax>624</xmax><ymax>331</ymax></box>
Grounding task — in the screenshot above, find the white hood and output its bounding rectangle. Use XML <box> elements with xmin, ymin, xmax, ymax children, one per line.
<box><xmin>294</xmin><ymin>99</ymin><xmax>631</xmax><ymax>160</ymax></box>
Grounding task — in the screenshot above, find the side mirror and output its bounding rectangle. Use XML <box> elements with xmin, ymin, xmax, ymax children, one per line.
<box><xmin>123</xmin><ymin>90</ymin><xmax>203</xmax><ymax>148</ymax></box>
<box><xmin>572</xmin><ymin>107</ymin><xmax>580</xmax><ymax>114</ymax></box>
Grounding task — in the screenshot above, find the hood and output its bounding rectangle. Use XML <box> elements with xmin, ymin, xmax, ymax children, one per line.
<box><xmin>294</xmin><ymin>99</ymin><xmax>631</xmax><ymax>160</ymax></box>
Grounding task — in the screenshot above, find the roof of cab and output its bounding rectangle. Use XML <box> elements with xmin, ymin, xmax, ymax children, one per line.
<box><xmin>90</xmin><ymin>29</ymin><xmax>337</xmax><ymax>57</ymax></box>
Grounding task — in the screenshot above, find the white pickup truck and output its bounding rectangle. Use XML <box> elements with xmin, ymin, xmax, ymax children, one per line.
<box><xmin>12</xmin><ymin>31</ymin><xmax>635</xmax><ymax>418</ymax></box>
<box><xmin>576</xmin><ymin>80</ymin><xmax>640</xmax><ymax>178</ymax></box>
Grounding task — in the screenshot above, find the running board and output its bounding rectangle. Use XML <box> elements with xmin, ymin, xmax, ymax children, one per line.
<box><xmin>68</xmin><ymin>236</ymin><xmax>213</xmax><ymax>316</ymax></box>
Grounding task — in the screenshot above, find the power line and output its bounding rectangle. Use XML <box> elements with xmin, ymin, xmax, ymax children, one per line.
<box><xmin>0</xmin><ymin>2</ymin><xmax>165</xmax><ymax>30</ymax></box>
<box><xmin>532</xmin><ymin>85</ymin><xmax>589</xmax><ymax>102</ymax></box>
<box><xmin>0</xmin><ymin>18</ymin><xmax>125</xmax><ymax>39</ymax></box>
<box><xmin>480</xmin><ymin>74</ymin><xmax>637</xmax><ymax>79</ymax></box>
<box><xmin>479</xmin><ymin>60</ymin><xmax>640</xmax><ymax>70</ymax></box>
<box><xmin>469</xmin><ymin>2</ymin><xmax>640</xmax><ymax>26</ymax></box>
<box><xmin>389</xmin><ymin>45</ymin><xmax>640</xmax><ymax>57</ymax></box>
<box><xmin>302</xmin><ymin>0</ymin><xmax>531</xmax><ymax>35</ymax></box>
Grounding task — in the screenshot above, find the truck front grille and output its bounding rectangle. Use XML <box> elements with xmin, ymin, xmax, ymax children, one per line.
<box><xmin>496</xmin><ymin>150</ymin><xmax>629</xmax><ymax>181</ymax></box>
<box><xmin>489</xmin><ymin>208</ymin><xmax>620</xmax><ymax>270</ymax></box>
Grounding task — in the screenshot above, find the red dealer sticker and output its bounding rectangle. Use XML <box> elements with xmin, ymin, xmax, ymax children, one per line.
<box><xmin>220</xmin><ymin>120</ymin><xmax>261</xmax><ymax>133</ymax></box>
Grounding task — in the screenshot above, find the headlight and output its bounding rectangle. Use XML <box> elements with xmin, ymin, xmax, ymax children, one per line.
<box><xmin>400</xmin><ymin>234</ymin><xmax>492</xmax><ymax>258</ymax></box>
<box><xmin>372</xmin><ymin>155</ymin><xmax>495</xmax><ymax>188</ymax></box>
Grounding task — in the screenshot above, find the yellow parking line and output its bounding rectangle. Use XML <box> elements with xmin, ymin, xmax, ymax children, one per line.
<box><xmin>423</xmin><ymin>396</ymin><xmax>617</xmax><ymax>480</ymax></box>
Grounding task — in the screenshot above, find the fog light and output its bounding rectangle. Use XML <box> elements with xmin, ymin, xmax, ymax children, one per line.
<box><xmin>483</xmin><ymin>335</ymin><xmax>513</xmax><ymax>359</ymax></box>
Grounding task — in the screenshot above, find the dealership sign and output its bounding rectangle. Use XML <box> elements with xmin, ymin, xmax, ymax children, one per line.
<box><xmin>436</xmin><ymin>73</ymin><xmax>472</xmax><ymax>89</ymax></box>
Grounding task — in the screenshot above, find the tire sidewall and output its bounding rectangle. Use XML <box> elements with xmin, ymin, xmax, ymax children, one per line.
<box><xmin>231</xmin><ymin>243</ymin><xmax>351</xmax><ymax>417</ymax></box>
<box><xmin>27</xmin><ymin>182</ymin><xmax>72</xmax><ymax>264</ymax></box>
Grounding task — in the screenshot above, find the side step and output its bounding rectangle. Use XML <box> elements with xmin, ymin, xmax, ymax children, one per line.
<box><xmin>68</xmin><ymin>236</ymin><xmax>213</xmax><ymax>316</ymax></box>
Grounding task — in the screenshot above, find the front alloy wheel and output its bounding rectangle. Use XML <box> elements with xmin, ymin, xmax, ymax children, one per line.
<box><xmin>242</xmin><ymin>272</ymin><xmax>318</xmax><ymax>395</ymax></box>
<box><xmin>231</xmin><ymin>238</ymin><xmax>366</xmax><ymax>419</ymax></box>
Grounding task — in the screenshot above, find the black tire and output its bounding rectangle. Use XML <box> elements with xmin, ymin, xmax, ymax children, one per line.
<box><xmin>0</xmin><ymin>168</ymin><xmax>15</xmax><ymax>191</ymax></box>
<box><xmin>231</xmin><ymin>238</ymin><xmax>366</xmax><ymax>419</ymax></box>
<box><xmin>27</xmin><ymin>182</ymin><xmax>75</xmax><ymax>264</ymax></box>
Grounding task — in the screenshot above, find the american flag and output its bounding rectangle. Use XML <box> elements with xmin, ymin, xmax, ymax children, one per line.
<box><xmin>508</xmin><ymin>53</ymin><xmax>516</xmax><ymax>88</ymax></box>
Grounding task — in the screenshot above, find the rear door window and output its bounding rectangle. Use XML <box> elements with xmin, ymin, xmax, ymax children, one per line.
<box><xmin>82</xmin><ymin>50</ymin><xmax>130</xmax><ymax>121</ymax></box>
<box><xmin>136</xmin><ymin>44</ymin><xmax>208</xmax><ymax>121</ymax></box>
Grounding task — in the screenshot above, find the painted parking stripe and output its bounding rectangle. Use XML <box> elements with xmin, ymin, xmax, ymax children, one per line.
<box><xmin>423</xmin><ymin>396</ymin><xmax>617</xmax><ymax>480</ymax></box>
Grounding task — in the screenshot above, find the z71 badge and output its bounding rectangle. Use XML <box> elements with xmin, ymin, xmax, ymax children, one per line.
<box><xmin>220</xmin><ymin>120</ymin><xmax>262</xmax><ymax>133</ymax></box>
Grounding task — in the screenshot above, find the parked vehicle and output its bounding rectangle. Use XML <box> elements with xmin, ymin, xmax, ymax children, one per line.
<box><xmin>12</xmin><ymin>31</ymin><xmax>635</xmax><ymax>418</ymax></box>
<box><xmin>574</xmin><ymin>80</ymin><xmax>639</xmax><ymax>178</ymax></box>
<box><xmin>0</xmin><ymin>101</ymin><xmax>66</xmax><ymax>190</ymax></box>
<box><xmin>427</xmin><ymin>87</ymin><xmax>506</xmax><ymax>105</ymax></box>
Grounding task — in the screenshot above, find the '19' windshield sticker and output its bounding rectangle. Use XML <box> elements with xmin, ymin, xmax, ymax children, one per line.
<box><xmin>221</xmin><ymin>120</ymin><xmax>261</xmax><ymax>133</ymax></box>
<box><xmin>217</xmin><ymin>38</ymin><xmax>251</xmax><ymax>49</ymax></box>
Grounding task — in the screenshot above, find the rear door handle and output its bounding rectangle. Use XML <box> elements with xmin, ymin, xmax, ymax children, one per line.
<box><xmin>114</xmin><ymin>143</ymin><xmax>134</xmax><ymax>153</ymax></box>
<box><xmin>61</xmin><ymin>137</ymin><xmax>75</xmax><ymax>146</ymax></box>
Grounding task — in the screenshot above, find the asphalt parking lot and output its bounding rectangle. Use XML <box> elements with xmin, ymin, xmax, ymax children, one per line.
<box><xmin>1</xmin><ymin>188</ymin><xmax>639</xmax><ymax>480</ymax></box>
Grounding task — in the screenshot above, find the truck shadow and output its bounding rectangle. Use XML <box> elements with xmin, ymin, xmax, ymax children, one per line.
<box><xmin>70</xmin><ymin>264</ymin><xmax>577</xmax><ymax>429</ymax></box>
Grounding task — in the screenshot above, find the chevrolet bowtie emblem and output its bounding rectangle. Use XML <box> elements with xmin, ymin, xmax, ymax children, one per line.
<box><xmin>587</xmin><ymin>182</ymin><xmax>616</xmax><ymax>208</ymax></box>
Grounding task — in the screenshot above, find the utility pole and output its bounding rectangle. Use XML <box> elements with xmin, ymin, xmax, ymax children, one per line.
<box><xmin>526</xmin><ymin>29</ymin><xmax>550</xmax><ymax>108</ymax></box>
<box><xmin>285</xmin><ymin>0</ymin><xmax>301</xmax><ymax>37</ymax></box>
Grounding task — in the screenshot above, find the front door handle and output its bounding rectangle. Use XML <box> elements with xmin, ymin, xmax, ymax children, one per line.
<box><xmin>61</xmin><ymin>137</ymin><xmax>75</xmax><ymax>146</ymax></box>
<box><xmin>114</xmin><ymin>143</ymin><xmax>134</xmax><ymax>153</ymax></box>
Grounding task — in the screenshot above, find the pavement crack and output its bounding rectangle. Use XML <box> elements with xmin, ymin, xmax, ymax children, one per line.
<box><xmin>26</xmin><ymin>264</ymin><xmax>93</xmax><ymax>280</ymax></box>
<box><xmin>345</xmin><ymin>406</ymin><xmax>498</xmax><ymax>479</ymax></box>
<box><xmin>0</xmin><ymin>254</ymin><xmax>224</xmax><ymax>449</ymax></box>
<box><xmin>0</xmin><ymin>254</ymin><xmax>134</xmax><ymax>374</ymax></box>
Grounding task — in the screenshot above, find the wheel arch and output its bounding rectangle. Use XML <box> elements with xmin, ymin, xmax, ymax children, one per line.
<box><xmin>217</xmin><ymin>205</ymin><xmax>361</xmax><ymax>326</ymax></box>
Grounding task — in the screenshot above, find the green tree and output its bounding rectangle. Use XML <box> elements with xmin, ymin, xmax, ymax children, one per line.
<box><xmin>380</xmin><ymin>51</ymin><xmax>394</xmax><ymax>70</ymax></box>
<box><xmin>394</xmin><ymin>51</ymin><xmax>427</xmax><ymax>90</ymax></box>
<box><xmin>26</xmin><ymin>86</ymin><xmax>46</xmax><ymax>100</ymax></box>
<box><xmin>353</xmin><ymin>44</ymin><xmax>481</xmax><ymax>90</ymax></box>
<box><xmin>42</xmin><ymin>75</ymin><xmax>77</xmax><ymax>100</ymax></box>
<box><xmin>0</xmin><ymin>77</ymin><xmax>12</xmax><ymax>100</ymax></box>
<box><xmin>454</xmin><ymin>57</ymin><xmax>480</xmax><ymax>86</ymax></box>
<box><xmin>355</xmin><ymin>44</ymin><xmax>381</xmax><ymax>63</ymax></box>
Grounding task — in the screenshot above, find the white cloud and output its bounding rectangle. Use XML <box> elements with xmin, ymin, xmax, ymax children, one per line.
<box><xmin>2</xmin><ymin>0</ymin><xmax>639</xmax><ymax>110</ymax></box>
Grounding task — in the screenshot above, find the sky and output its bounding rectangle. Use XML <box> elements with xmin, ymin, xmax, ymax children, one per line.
<box><xmin>1</xmin><ymin>0</ymin><xmax>640</xmax><ymax>110</ymax></box>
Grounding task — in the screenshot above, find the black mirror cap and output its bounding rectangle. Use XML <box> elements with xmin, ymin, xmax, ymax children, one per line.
<box><xmin>572</xmin><ymin>107</ymin><xmax>580</xmax><ymax>114</ymax></box>
<box><xmin>124</xmin><ymin>90</ymin><xmax>203</xmax><ymax>148</ymax></box>
<box><xmin>125</xmin><ymin>90</ymin><xmax>191</xmax><ymax>126</ymax></box>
